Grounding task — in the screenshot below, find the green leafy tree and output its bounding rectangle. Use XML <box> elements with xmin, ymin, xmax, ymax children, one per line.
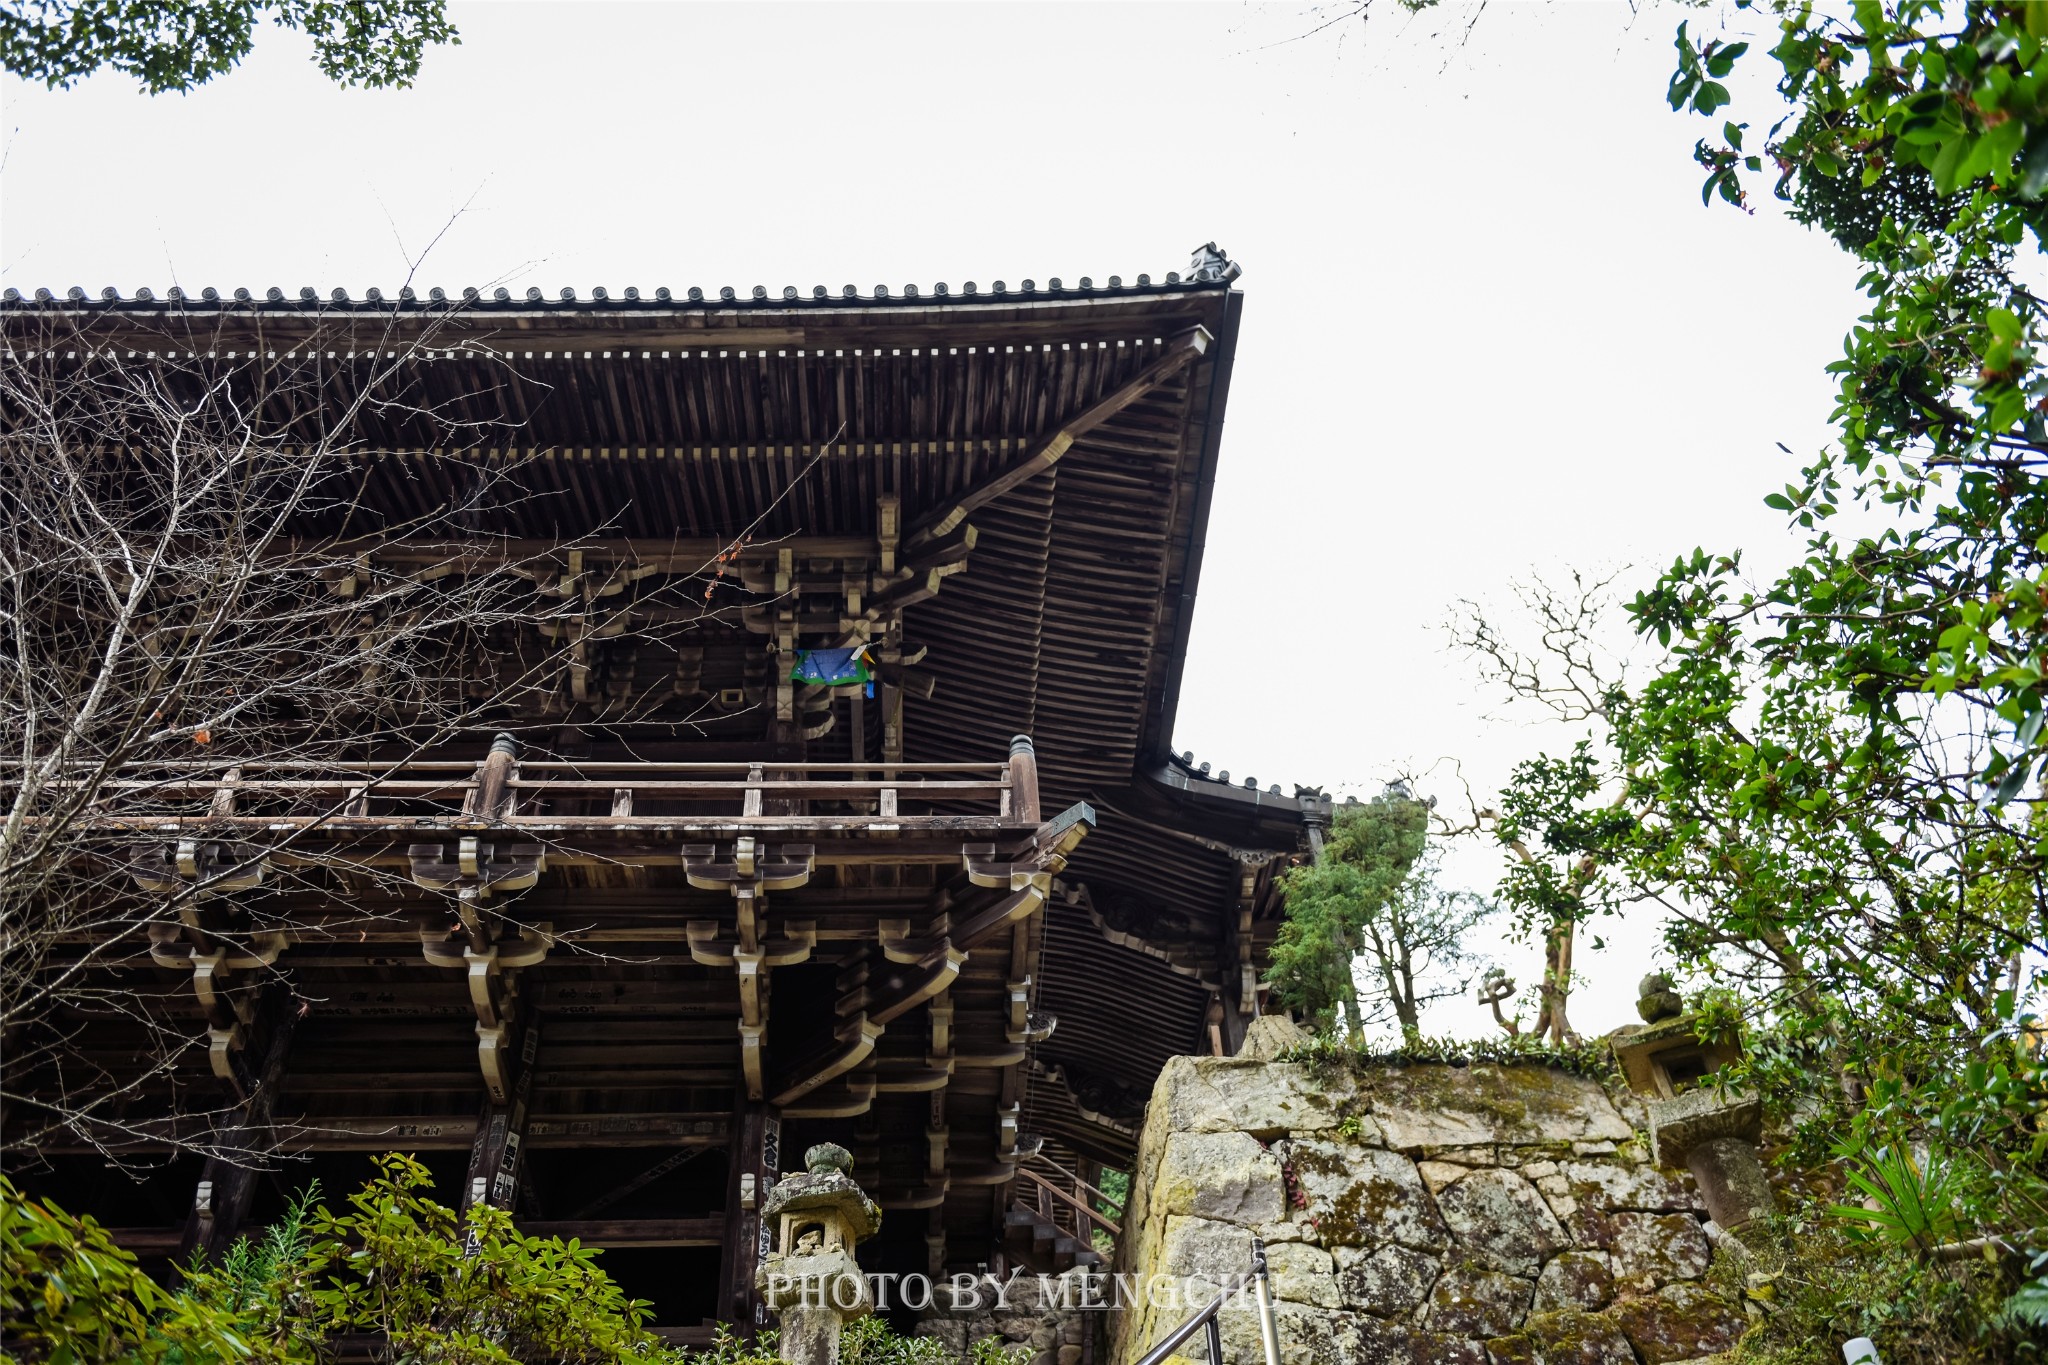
<box><xmin>2</xmin><ymin>0</ymin><xmax>458</xmax><ymax>93</ymax></box>
<box><xmin>1467</xmin><ymin>2</ymin><xmax>2048</xmax><ymax>1351</ymax></box>
<box><xmin>1267</xmin><ymin>790</ymin><xmax>1443</xmax><ymax>1037</ymax></box>
<box><xmin>290</xmin><ymin>1153</ymin><xmax>672</xmax><ymax>1365</ymax></box>
<box><xmin>1</xmin><ymin>1176</ymin><xmax>279</xmax><ymax>1363</ymax></box>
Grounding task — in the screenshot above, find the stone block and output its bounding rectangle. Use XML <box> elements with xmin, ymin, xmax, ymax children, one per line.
<box><xmin>1151</xmin><ymin>1131</ymin><xmax>1286</xmax><ymax>1227</ymax></box>
<box><xmin>1238</xmin><ymin>1013</ymin><xmax>1313</xmax><ymax>1061</ymax></box>
<box><xmin>1486</xmin><ymin>1308</ymin><xmax>1637</xmax><ymax>1365</ymax></box>
<box><xmin>1340</xmin><ymin>1315</ymin><xmax>1490</xmax><ymax>1365</ymax></box>
<box><xmin>1436</xmin><ymin>1168</ymin><xmax>1570</xmax><ymax>1276</ymax></box>
<box><xmin>1215</xmin><ymin>1295</ymin><xmax>1341</xmax><ymax>1365</ymax></box>
<box><xmin>1607</xmin><ymin>1213</ymin><xmax>1711</xmax><ymax>1286</ymax></box>
<box><xmin>1417</xmin><ymin>1159</ymin><xmax>1469</xmax><ymax>1193</ymax></box>
<box><xmin>1266</xmin><ymin>1241</ymin><xmax>1339</xmax><ymax>1308</ymax></box>
<box><xmin>1646</xmin><ymin>1090</ymin><xmax>1762</xmax><ymax>1168</ymax></box>
<box><xmin>1162</xmin><ymin>1055</ymin><xmax>1351</xmax><ymax>1137</ymax></box>
<box><xmin>1156</xmin><ymin>1215</ymin><xmax>1255</xmax><ymax>1283</ymax></box>
<box><xmin>1334</xmin><ymin>1242</ymin><xmax>1441</xmax><ymax>1316</ymax></box>
<box><xmin>1364</xmin><ymin>1066</ymin><xmax>1632</xmax><ymax>1154</ymax></box>
<box><xmin>916</xmin><ymin>1319</ymin><xmax>966</xmax><ymax>1353</ymax></box>
<box><xmin>1532</xmin><ymin>1251</ymin><xmax>1615</xmax><ymax>1313</ymax></box>
<box><xmin>1608</xmin><ymin>1282</ymin><xmax>1747</xmax><ymax>1363</ymax></box>
<box><xmin>1562</xmin><ymin>1160</ymin><xmax>1703</xmax><ymax>1213</ymax></box>
<box><xmin>1425</xmin><ymin>1264</ymin><xmax>1535</xmax><ymax>1337</ymax></box>
<box><xmin>1285</xmin><ymin>1139</ymin><xmax>1447</xmax><ymax>1251</ymax></box>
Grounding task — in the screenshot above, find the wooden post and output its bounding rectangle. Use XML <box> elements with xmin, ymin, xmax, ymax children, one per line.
<box><xmin>721</xmin><ymin>1095</ymin><xmax>779</xmax><ymax>1335</ymax></box>
<box><xmin>462</xmin><ymin>1017</ymin><xmax>540</xmax><ymax>1231</ymax></box>
<box><xmin>472</xmin><ymin>733</ymin><xmax>519</xmax><ymax>822</ymax></box>
<box><xmin>1007</xmin><ymin>735</ymin><xmax>1040</xmax><ymax>823</ymax></box>
<box><xmin>178</xmin><ymin>985</ymin><xmax>297</xmax><ymax>1266</ymax></box>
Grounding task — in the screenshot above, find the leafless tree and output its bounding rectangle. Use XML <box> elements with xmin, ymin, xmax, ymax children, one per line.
<box><xmin>1443</xmin><ymin>570</ymin><xmax>1636</xmax><ymax>1046</ymax></box>
<box><xmin>1353</xmin><ymin>849</ymin><xmax>1494</xmax><ymax>1042</ymax></box>
<box><xmin>0</xmin><ymin>304</ymin><xmax>779</xmax><ymax>1166</ymax></box>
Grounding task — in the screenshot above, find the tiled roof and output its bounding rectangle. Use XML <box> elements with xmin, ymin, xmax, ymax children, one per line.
<box><xmin>2</xmin><ymin>245</ymin><xmax>1244</xmax><ymax>312</ymax></box>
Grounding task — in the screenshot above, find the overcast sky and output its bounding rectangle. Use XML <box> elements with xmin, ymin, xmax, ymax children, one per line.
<box><xmin>1</xmin><ymin>0</ymin><xmax>1859</xmax><ymax>1039</ymax></box>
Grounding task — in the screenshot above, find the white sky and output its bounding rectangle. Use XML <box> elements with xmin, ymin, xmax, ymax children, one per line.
<box><xmin>1</xmin><ymin>0</ymin><xmax>1861</xmax><ymax>1040</ymax></box>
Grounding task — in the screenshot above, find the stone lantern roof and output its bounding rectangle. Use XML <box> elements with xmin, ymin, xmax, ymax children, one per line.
<box><xmin>763</xmin><ymin>1143</ymin><xmax>882</xmax><ymax>1242</ymax></box>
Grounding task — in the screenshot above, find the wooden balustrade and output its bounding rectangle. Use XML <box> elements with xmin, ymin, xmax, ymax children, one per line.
<box><xmin>13</xmin><ymin>740</ymin><xmax>1034</xmax><ymax>830</ymax></box>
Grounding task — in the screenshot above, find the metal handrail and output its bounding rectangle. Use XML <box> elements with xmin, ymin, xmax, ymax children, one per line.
<box><xmin>1131</xmin><ymin>1237</ymin><xmax>1282</xmax><ymax>1365</ymax></box>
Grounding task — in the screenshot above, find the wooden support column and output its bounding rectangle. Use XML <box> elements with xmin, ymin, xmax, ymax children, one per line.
<box><xmin>720</xmin><ymin>1095</ymin><xmax>780</xmax><ymax>1336</ymax></box>
<box><xmin>1218</xmin><ymin>860</ymin><xmax>1260</xmax><ymax>1057</ymax></box>
<box><xmin>178</xmin><ymin>985</ymin><xmax>298</xmax><ymax>1266</ymax></box>
<box><xmin>461</xmin><ymin>1016</ymin><xmax>540</xmax><ymax>1230</ymax></box>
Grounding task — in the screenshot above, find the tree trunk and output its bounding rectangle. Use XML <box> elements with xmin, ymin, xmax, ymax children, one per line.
<box><xmin>1534</xmin><ymin>914</ymin><xmax>1577</xmax><ymax>1045</ymax></box>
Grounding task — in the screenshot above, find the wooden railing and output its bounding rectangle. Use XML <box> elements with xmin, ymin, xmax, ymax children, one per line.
<box><xmin>1015</xmin><ymin>1152</ymin><xmax>1122</xmax><ymax>1245</ymax></box>
<box><xmin>21</xmin><ymin>734</ymin><xmax>1044</xmax><ymax>828</ymax></box>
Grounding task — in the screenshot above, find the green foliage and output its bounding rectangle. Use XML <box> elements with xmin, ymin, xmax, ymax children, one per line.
<box><xmin>674</xmin><ymin>1324</ymin><xmax>778</xmax><ymax>1365</ymax></box>
<box><xmin>1267</xmin><ymin>792</ymin><xmax>1454</xmax><ymax>1036</ymax></box>
<box><xmin>0</xmin><ymin>1177</ymin><xmax>267</xmax><ymax>1364</ymax></box>
<box><xmin>1</xmin><ymin>0</ymin><xmax>459</xmax><ymax>93</ymax></box>
<box><xmin>1475</xmin><ymin>6</ymin><xmax>2048</xmax><ymax>1352</ymax></box>
<box><xmin>1710</xmin><ymin>1217</ymin><xmax>2034</xmax><ymax>1364</ymax></box>
<box><xmin>4</xmin><ymin>1164</ymin><xmax>1033</xmax><ymax>1365</ymax></box>
<box><xmin>291</xmin><ymin>1153</ymin><xmax>673</xmax><ymax>1364</ymax></box>
<box><xmin>3</xmin><ymin>1158</ymin><xmax>688</xmax><ymax>1365</ymax></box>
<box><xmin>1275</xmin><ymin>1027</ymin><xmax>1621</xmax><ymax>1082</ymax></box>
<box><xmin>966</xmin><ymin>1338</ymin><xmax>1028</xmax><ymax>1365</ymax></box>
<box><xmin>834</xmin><ymin>1317</ymin><xmax>952</xmax><ymax>1365</ymax></box>
<box><xmin>1828</xmin><ymin>1142</ymin><xmax>1978</xmax><ymax>1254</ymax></box>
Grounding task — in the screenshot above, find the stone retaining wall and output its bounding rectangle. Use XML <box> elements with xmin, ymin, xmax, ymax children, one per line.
<box><xmin>914</xmin><ymin>1267</ymin><xmax>1102</xmax><ymax>1365</ymax></box>
<box><xmin>1109</xmin><ymin>1019</ymin><xmax>1752</xmax><ymax>1365</ymax></box>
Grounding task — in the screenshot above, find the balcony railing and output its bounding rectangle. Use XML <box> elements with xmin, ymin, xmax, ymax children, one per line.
<box><xmin>11</xmin><ymin>734</ymin><xmax>1043</xmax><ymax>831</ymax></box>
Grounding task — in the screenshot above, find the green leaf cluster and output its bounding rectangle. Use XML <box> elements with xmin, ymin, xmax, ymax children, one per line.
<box><xmin>5</xmin><ymin>1153</ymin><xmax>681</xmax><ymax>1364</ymax></box>
<box><xmin>1265</xmin><ymin>792</ymin><xmax>1431</xmax><ymax>1036</ymax></box>
<box><xmin>1</xmin><ymin>1176</ymin><xmax>266</xmax><ymax>1363</ymax></box>
<box><xmin>1</xmin><ymin>0</ymin><xmax>459</xmax><ymax>93</ymax></box>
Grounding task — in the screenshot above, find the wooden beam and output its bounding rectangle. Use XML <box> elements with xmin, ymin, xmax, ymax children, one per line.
<box><xmin>906</xmin><ymin>326</ymin><xmax>1210</xmax><ymax>549</ymax></box>
<box><xmin>516</xmin><ymin>1217</ymin><xmax>724</xmax><ymax>1247</ymax></box>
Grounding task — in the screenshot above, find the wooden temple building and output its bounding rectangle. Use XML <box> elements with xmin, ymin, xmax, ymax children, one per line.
<box><xmin>0</xmin><ymin>248</ymin><xmax>1327</xmax><ymax>1338</ymax></box>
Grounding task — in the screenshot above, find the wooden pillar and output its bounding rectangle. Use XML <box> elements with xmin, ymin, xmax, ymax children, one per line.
<box><xmin>178</xmin><ymin>985</ymin><xmax>297</xmax><ymax>1266</ymax></box>
<box><xmin>462</xmin><ymin>1017</ymin><xmax>540</xmax><ymax>1230</ymax></box>
<box><xmin>721</xmin><ymin>1094</ymin><xmax>780</xmax><ymax>1335</ymax></box>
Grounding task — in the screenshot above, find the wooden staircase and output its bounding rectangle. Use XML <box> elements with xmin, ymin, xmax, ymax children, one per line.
<box><xmin>1003</xmin><ymin>1205</ymin><xmax>1103</xmax><ymax>1274</ymax></box>
<box><xmin>1002</xmin><ymin>1154</ymin><xmax>1121</xmax><ymax>1274</ymax></box>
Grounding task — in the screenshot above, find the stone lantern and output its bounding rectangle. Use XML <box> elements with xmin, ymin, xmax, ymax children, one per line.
<box><xmin>1610</xmin><ymin>974</ymin><xmax>1776</xmax><ymax>1241</ymax></box>
<box><xmin>757</xmin><ymin>1142</ymin><xmax>882</xmax><ymax>1365</ymax></box>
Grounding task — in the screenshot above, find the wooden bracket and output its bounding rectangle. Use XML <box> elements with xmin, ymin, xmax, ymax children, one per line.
<box><xmin>128</xmin><ymin>839</ymin><xmax>267</xmax><ymax>895</ymax></box>
<box><xmin>769</xmin><ymin>1015</ymin><xmax>883</xmax><ymax>1108</ymax></box>
<box><xmin>407</xmin><ymin>838</ymin><xmax>545</xmax><ymax>901</ymax></box>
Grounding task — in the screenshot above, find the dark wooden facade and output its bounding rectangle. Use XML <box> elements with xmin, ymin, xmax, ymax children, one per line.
<box><xmin>1</xmin><ymin>253</ymin><xmax>1324</xmax><ymax>1334</ymax></box>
